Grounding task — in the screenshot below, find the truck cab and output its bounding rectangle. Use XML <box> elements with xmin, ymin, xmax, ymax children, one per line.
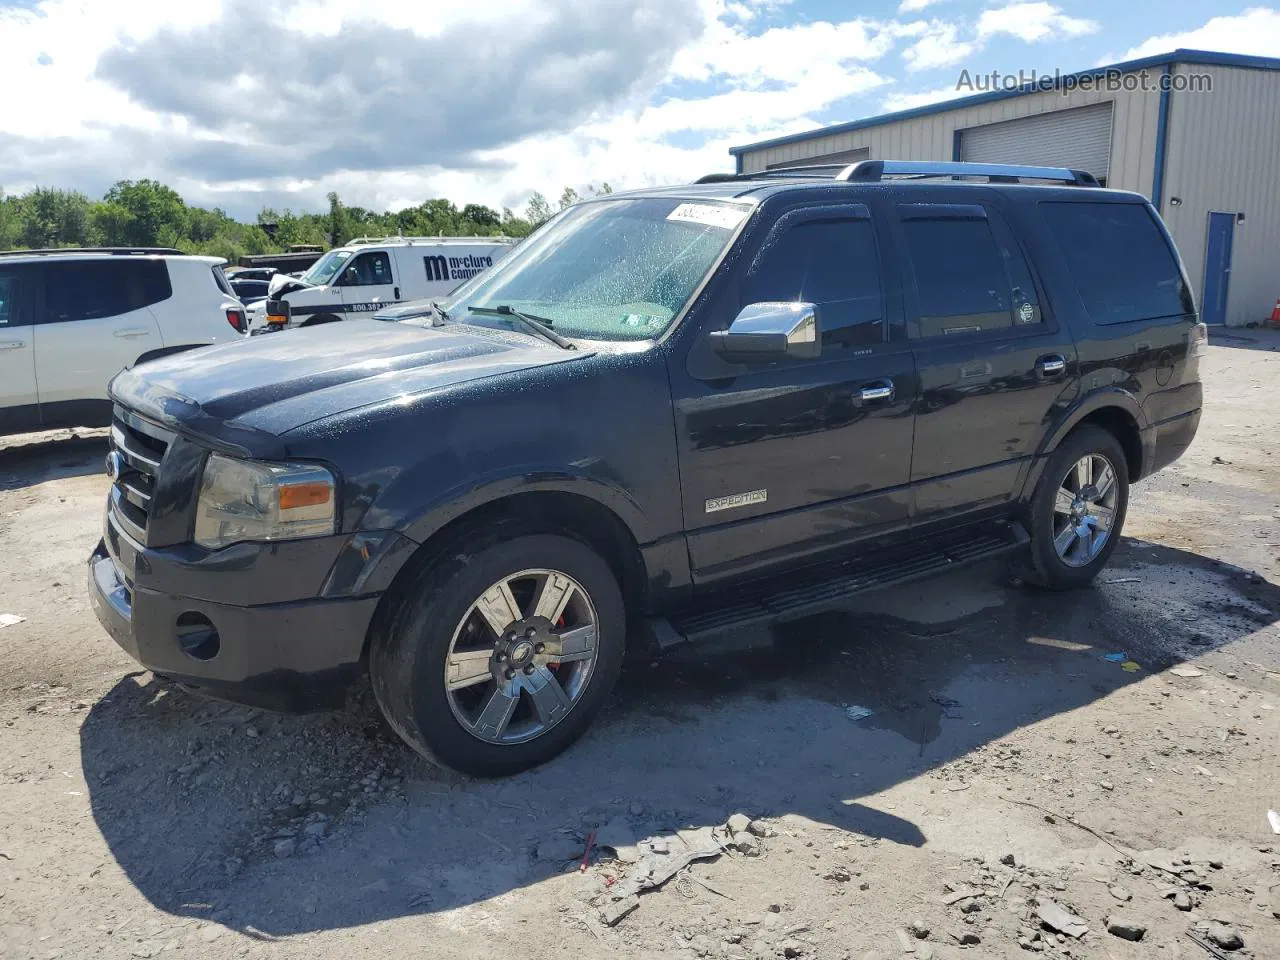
<box><xmin>246</xmin><ymin>236</ymin><xmax>516</xmax><ymax>333</ymax></box>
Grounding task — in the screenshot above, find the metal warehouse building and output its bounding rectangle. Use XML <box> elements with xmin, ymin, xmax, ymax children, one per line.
<box><xmin>730</xmin><ymin>49</ymin><xmax>1280</xmax><ymax>327</ymax></box>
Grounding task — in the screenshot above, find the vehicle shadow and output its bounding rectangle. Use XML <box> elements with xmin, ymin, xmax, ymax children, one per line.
<box><xmin>0</xmin><ymin>431</ymin><xmax>108</xmax><ymax>489</ymax></box>
<box><xmin>78</xmin><ymin>536</ymin><xmax>1280</xmax><ymax>936</ymax></box>
<box><xmin>1208</xmin><ymin>327</ymin><xmax>1280</xmax><ymax>352</ymax></box>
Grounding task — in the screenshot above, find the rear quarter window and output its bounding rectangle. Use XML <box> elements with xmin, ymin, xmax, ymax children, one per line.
<box><xmin>42</xmin><ymin>259</ymin><xmax>171</xmax><ymax>323</ymax></box>
<box><xmin>1040</xmin><ymin>201</ymin><xmax>1193</xmax><ymax>325</ymax></box>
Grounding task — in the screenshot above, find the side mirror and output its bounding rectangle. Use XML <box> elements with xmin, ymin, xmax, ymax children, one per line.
<box><xmin>709</xmin><ymin>302</ymin><xmax>821</xmax><ymax>362</ymax></box>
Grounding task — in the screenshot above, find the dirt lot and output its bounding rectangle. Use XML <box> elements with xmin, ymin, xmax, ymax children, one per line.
<box><xmin>2</xmin><ymin>332</ymin><xmax>1279</xmax><ymax>960</ymax></box>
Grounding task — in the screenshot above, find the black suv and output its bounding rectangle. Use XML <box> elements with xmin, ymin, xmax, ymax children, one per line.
<box><xmin>89</xmin><ymin>161</ymin><xmax>1204</xmax><ymax>776</ymax></box>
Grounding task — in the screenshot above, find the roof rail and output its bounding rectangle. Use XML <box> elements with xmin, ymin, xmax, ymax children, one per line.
<box><xmin>0</xmin><ymin>246</ymin><xmax>183</xmax><ymax>257</ymax></box>
<box><xmin>345</xmin><ymin>235</ymin><xmax>517</xmax><ymax>246</ymax></box>
<box><xmin>838</xmin><ymin>160</ymin><xmax>1100</xmax><ymax>186</ymax></box>
<box><xmin>695</xmin><ymin>164</ymin><xmax>856</xmax><ymax>184</ymax></box>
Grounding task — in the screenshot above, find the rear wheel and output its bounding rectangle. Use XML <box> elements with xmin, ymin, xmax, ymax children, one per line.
<box><xmin>369</xmin><ymin>532</ymin><xmax>624</xmax><ymax>777</ymax></box>
<box><xmin>1027</xmin><ymin>425</ymin><xmax>1129</xmax><ymax>589</ymax></box>
<box><xmin>300</xmin><ymin>313</ymin><xmax>342</xmax><ymax>326</ymax></box>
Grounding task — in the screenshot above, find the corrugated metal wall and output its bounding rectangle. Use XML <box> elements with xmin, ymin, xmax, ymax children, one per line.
<box><xmin>1160</xmin><ymin>64</ymin><xmax>1280</xmax><ymax>326</ymax></box>
<box><xmin>738</xmin><ymin>75</ymin><xmax>1163</xmax><ymax>197</ymax></box>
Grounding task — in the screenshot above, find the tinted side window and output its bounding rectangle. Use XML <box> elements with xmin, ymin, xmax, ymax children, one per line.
<box><xmin>744</xmin><ymin>219</ymin><xmax>884</xmax><ymax>348</ymax></box>
<box><xmin>43</xmin><ymin>260</ymin><xmax>170</xmax><ymax>324</ymax></box>
<box><xmin>345</xmin><ymin>251</ymin><xmax>393</xmax><ymax>286</ymax></box>
<box><xmin>900</xmin><ymin>208</ymin><xmax>1039</xmax><ymax>339</ymax></box>
<box><xmin>0</xmin><ymin>270</ymin><xmax>27</xmax><ymax>326</ymax></box>
<box><xmin>1041</xmin><ymin>202</ymin><xmax>1193</xmax><ymax>325</ymax></box>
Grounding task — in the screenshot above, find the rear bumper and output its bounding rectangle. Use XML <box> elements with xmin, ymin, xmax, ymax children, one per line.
<box><xmin>88</xmin><ymin>532</ymin><xmax>380</xmax><ymax>712</ymax></box>
<box><xmin>1140</xmin><ymin>407</ymin><xmax>1201</xmax><ymax>479</ymax></box>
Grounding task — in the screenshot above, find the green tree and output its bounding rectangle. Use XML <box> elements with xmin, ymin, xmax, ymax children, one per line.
<box><xmin>525</xmin><ymin>191</ymin><xmax>553</xmax><ymax>227</ymax></box>
<box><xmin>558</xmin><ymin>187</ymin><xmax>580</xmax><ymax>211</ymax></box>
<box><xmin>461</xmin><ymin>203</ymin><xmax>501</xmax><ymax>230</ymax></box>
<box><xmin>16</xmin><ymin>188</ymin><xmax>91</xmax><ymax>248</ymax></box>
<box><xmin>326</xmin><ymin>191</ymin><xmax>351</xmax><ymax>247</ymax></box>
<box><xmin>102</xmin><ymin>179</ymin><xmax>189</xmax><ymax>246</ymax></box>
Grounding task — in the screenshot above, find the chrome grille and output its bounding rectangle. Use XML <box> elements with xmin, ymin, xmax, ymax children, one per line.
<box><xmin>108</xmin><ymin>407</ymin><xmax>175</xmax><ymax>543</ymax></box>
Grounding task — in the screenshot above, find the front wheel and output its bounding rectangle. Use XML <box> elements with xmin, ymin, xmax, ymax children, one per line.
<box><xmin>1027</xmin><ymin>425</ymin><xmax>1130</xmax><ymax>589</ymax></box>
<box><xmin>370</xmin><ymin>532</ymin><xmax>625</xmax><ymax>777</ymax></box>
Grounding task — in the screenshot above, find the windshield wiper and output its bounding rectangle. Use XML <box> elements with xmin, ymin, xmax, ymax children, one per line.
<box><xmin>428</xmin><ymin>300</ymin><xmax>450</xmax><ymax>326</ymax></box>
<box><xmin>468</xmin><ymin>305</ymin><xmax>576</xmax><ymax>350</ymax></box>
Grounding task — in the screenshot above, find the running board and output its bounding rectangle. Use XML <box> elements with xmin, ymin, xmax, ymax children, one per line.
<box><xmin>653</xmin><ymin>521</ymin><xmax>1030</xmax><ymax>647</ymax></box>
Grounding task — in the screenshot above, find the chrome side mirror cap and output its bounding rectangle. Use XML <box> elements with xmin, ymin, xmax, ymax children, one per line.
<box><xmin>709</xmin><ymin>301</ymin><xmax>821</xmax><ymax>362</ymax></box>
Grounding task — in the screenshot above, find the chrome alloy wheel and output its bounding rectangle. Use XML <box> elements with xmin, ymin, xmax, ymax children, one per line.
<box><xmin>1052</xmin><ymin>453</ymin><xmax>1119</xmax><ymax>568</ymax></box>
<box><xmin>444</xmin><ymin>568</ymin><xmax>599</xmax><ymax>745</ymax></box>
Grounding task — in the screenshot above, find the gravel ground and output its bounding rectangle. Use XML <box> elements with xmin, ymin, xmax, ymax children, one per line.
<box><xmin>1</xmin><ymin>331</ymin><xmax>1278</xmax><ymax>960</ymax></box>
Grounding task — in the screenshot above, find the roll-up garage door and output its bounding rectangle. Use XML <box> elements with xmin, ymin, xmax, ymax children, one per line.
<box><xmin>767</xmin><ymin>147</ymin><xmax>870</xmax><ymax>170</ymax></box>
<box><xmin>959</xmin><ymin>102</ymin><xmax>1113</xmax><ymax>183</ymax></box>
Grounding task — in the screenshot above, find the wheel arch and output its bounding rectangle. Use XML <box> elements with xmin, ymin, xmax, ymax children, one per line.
<box><xmin>299</xmin><ymin>313</ymin><xmax>343</xmax><ymax>327</ymax></box>
<box><xmin>365</xmin><ymin>489</ymin><xmax>649</xmax><ymax>660</ymax></box>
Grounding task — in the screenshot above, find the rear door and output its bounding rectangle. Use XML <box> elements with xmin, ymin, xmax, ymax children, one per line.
<box><xmin>33</xmin><ymin>259</ymin><xmax>166</xmax><ymax>406</ymax></box>
<box><xmin>671</xmin><ymin>200</ymin><xmax>917</xmax><ymax>587</ymax></box>
<box><xmin>0</xmin><ymin>265</ymin><xmax>38</xmax><ymax>428</ymax></box>
<box><xmin>892</xmin><ymin>195</ymin><xmax>1079</xmax><ymax>527</ymax></box>
<box><xmin>337</xmin><ymin>249</ymin><xmax>399</xmax><ymax>316</ymax></box>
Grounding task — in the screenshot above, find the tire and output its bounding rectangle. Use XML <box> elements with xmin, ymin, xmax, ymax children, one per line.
<box><xmin>369</xmin><ymin>530</ymin><xmax>625</xmax><ymax>777</ymax></box>
<box><xmin>1027</xmin><ymin>425</ymin><xmax>1130</xmax><ymax>590</ymax></box>
<box><xmin>300</xmin><ymin>313</ymin><xmax>342</xmax><ymax>326</ymax></box>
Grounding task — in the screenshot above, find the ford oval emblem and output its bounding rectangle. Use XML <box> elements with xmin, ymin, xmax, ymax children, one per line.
<box><xmin>105</xmin><ymin>451</ymin><xmax>122</xmax><ymax>481</ymax></box>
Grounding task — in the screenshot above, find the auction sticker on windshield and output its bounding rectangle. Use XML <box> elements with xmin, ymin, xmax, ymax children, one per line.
<box><xmin>666</xmin><ymin>203</ymin><xmax>749</xmax><ymax>231</ymax></box>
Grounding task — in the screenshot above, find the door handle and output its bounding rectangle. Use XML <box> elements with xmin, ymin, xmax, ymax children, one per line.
<box><xmin>394</xmin><ymin>286</ymin><xmax>400</xmax><ymax>299</ymax></box>
<box><xmin>114</xmin><ymin>328</ymin><xmax>151</xmax><ymax>338</ymax></box>
<box><xmin>1036</xmin><ymin>355</ymin><xmax>1067</xmax><ymax>377</ymax></box>
<box><xmin>0</xmin><ymin>340</ymin><xmax>25</xmax><ymax>350</ymax></box>
<box><xmin>858</xmin><ymin>382</ymin><xmax>895</xmax><ymax>402</ymax></box>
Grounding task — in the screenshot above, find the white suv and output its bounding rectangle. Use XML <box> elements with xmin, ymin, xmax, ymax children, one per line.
<box><xmin>0</xmin><ymin>248</ymin><xmax>246</xmax><ymax>435</ymax></box>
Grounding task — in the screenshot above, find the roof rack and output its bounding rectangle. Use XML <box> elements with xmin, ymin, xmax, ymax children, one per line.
<box><xmin>0</xmin><ymin>246</ymin><xmax>183</xmax><ymax>257</ymax></box>
<box><xmin>346</xmin><ymin>235</ymin><xmax>517</xmax><ymax>246</ymax></box>
<box><xmin>696</xmin><ymin>159</ymin><xmax>1099</xmax><ymax>188</ymax></box>
<box><xmin>839</xmin><ymin>160</ymin><xmax>1099</xmax><ymax>186</ymax></box>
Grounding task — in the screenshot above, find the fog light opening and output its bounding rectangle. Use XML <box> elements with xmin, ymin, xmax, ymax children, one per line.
<box><xmin>176</xmin><ymin>612</ymin><xmax>221</xmax><ymax>662</ymax></box>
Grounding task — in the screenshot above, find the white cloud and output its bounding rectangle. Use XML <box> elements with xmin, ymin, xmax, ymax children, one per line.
<box><xmin>899</xmin><ymin>0</ymin><xmax>949</xmax><ymax>11</ymax></box>
<box><xmin>901</xmin><ymin>22</ymin><xmax>976</xmax><ymax>71</ymax></box>
<box><xmin>977</xmin><ymin>2</ymin><xmax>1098</xmax><ymax>43</ymax></box>
<box><xmin>880</xmin><ymin>83</ymin><xmax>973</xmax><ymax>112</ymax></box>
<box><xmin>1119</xmin><ymin>7</ymin><xmax>1280</xmax><ymax>61</ymax></box>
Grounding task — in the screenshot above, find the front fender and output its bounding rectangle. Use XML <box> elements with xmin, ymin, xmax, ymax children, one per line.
<box><xmin>396</xmin><ymin>468</ymin><xmax>653</xmax><ymax>547</ymax></box>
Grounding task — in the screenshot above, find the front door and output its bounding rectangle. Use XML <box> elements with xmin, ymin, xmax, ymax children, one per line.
<box><xmin>891</xmin><ymin>197</ymin><xmax>1079</xmax><ymax>526</ymax></box>
<box><xmin>0</xmin><ymin>266</ymin><xmax>38</xmax><ymax>431</ymax></box>
<box><xmin>338</xmin><ymin>249</ymin><xmax>399</xmax><ymax>316</ymax></box>
<box><xmin>670</xmin><ymin>202</ymin><xmax>916</xmax><ymax>588</ymax></box>
<box><xmin>1201</xmin><ymin>212</ymin><xmax>1235</xmax><ymax>326</ymax></box>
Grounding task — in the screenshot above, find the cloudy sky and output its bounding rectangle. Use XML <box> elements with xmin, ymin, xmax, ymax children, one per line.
<box><xmin>0</xmin><ymin>0</ymin><xmax>1277</xmax><ymax>219</ymax></box>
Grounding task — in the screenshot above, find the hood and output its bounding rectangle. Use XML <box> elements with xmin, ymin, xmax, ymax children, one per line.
<box><xmin>109</xmin><ymin>321</ymin><xmax>589</xmax><ymax>458</ymax></box>
<box><xmin>268</xmin><ymin>273</ymin><xmax>312</xmax><ymax>297</ymax></box>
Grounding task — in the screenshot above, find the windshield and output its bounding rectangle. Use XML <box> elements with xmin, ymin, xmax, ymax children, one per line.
<box><xmin>423</xmin><ymin>198</ymin><xmax>749</xmax><ymax>342</ymax></box>
<box><xmin>299</xmin><ymin>249</ymin><xmax>353</xmax><ymax>287</ymax></box>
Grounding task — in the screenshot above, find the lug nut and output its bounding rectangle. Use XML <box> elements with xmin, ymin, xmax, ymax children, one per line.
<box><xmin>534</xmin><ymin>643</ymin><xmax>545</xmax><ymax>654</ymax></box>
<box><xmin>523</xmin><ymin>665</ymin><xmax>535</xmax><ymax>675</ymax></box>
<box><xmin>526</xmin><ymin>627</ymin><xmax>537</xmax><ymax>638</ymax></box>
<box><xmin>505</xmin><ymin>668</ymin><xmax>515</xmax><ymax>680</ymax></box>
<box><xmin>496</xmin><ymin>652</ymin><xmax>506</xmax><ymax>662</ymax></box>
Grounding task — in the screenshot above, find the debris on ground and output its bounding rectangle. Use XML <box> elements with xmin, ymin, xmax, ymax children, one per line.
<box><xmin>599</xmin><ymin>895</ymin><xmax>639</xmax><ymax>927</ymax></box>
<box><xmin>1105</xmin><ymin>915</ymin><xmax>1146</xmax><ymax>941</ymax></box>
<box><xmin>844</xmin><ymin>705</ymin><xmax>874</xmax><ymax>721</ymax></box>
<box><xmin>0</xmin><ymin>613</ymin><xmax>24</xmax><ymax>628</ymax></box>
<box><xmin>596</xmin><ymin>815</ymin><xmax>639</xmax><ymax>863</ymax></box>
<box><xmin>1102</xmin><ymin>652</ymin><xmax>1128</xmax><ymax>663</ymax></box>
<box><xmin>607</xmin><ymin>827</ymin><xmax>725</xmax><ymax>899</ymax></box>
<box><xmin>1171</xmin><ymin>665</ymin><xmax>1206</xmax><ymax>678</ymax></box>
<box><xmin>1267</xmin><ymin>809</ymin><xmax>1280</xmax><ymax>835</ymax></box>
<box><xmin>1203</xmin><ymin>922</ymin><xmax>1245</xmax><ymax>951</ymax></box>
<box><xmin>1035</xmin><ymin>899</ymin><xmax>1089</xmax><ymax>938</ymax></box>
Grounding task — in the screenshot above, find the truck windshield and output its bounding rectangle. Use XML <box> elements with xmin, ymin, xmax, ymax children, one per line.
<box><xmin>435</xmin><ymin>198</ymin><xmax>750</xmax><ymax>342</ymax></box>
<box><xmin>299</xmin><ymin>249</ymin><xmax>352</xmax><ymax>287</ymax></box>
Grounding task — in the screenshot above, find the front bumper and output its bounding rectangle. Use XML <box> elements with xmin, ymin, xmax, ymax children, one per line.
<box><xmin>88</xmin><ymin>524</ymin><xmax>383</xmax><ymax>712</ymax></box>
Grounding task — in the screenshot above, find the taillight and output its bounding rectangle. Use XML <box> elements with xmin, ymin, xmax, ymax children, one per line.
<box><xmin>226</xmin><ymin>308</ymin><xmax>247</xmax><ymax>334</ymax></box>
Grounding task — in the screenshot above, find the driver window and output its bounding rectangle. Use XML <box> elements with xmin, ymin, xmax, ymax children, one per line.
<box><xmin>342</xmin><ymin>251</ymin><xmax>393</xmax><ymax>286</ymax></box>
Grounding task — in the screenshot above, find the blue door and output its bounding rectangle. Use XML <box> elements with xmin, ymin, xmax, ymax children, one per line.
<box><xmin>1202</xmin><ymin>212</ymin><xmax>1235</xmax><ymax>326</ymax></box>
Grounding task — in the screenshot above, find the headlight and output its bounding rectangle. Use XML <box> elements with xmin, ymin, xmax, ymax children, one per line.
<box><xmin>194</xmin><ymin>454</ymin><xmax>337</xmax><ymax>549</ymax></box>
